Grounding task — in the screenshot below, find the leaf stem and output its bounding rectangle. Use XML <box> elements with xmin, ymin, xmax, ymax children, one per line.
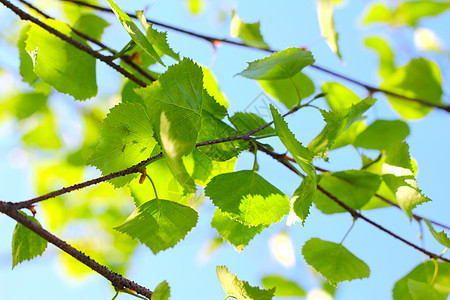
<box><xmin>431</xmin><ymin>258</ymin><xmax>439</xmax><ymax>286</ymax></box>
<box><xmin>289</xmin><ymin>76</ymin><xmax>302</xmax><ymax>106</ymax></box>
<box><xmin>146</xmin><ymin>174</ymin><xmax>159</xmax><ymax>199</ymax></box>
<box><xmin>340</xmin><ymin>218</ymin><xmax>357</xmax><ymax>244</ymax></box>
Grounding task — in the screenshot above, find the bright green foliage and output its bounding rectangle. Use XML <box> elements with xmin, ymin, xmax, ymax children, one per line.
<box><xmin>424</xmin><ymin>220</ymin><xmax>450</xmax><ymax>248</ymax></box>
<box><xmin>393</xmin><ymin>261</ymin><xmax>450</xmax><ymax>300</ymax></box>
<box><xmin>318</xmin><ymin>0</ymin><xmax>341</xmax><ymax>59</ymax></box>
<box><xmin>22</xmin><ymin>113</ymin><xmax>62</xmax><ymax>149</ymax></box>
<box><xmin>25</xmin><ymin>19</ymin><xmax>97</xmax><ymax>100</ymax></box>
<box><xmin>106</xmin><ymin>0</ymin><xmax>164</xmax><ymax>66</ymax></box>
<box><xmin>115</xmin><ymin>198</ymin><xmax>198</xmax><ymax>254</ymax></box>
<box><xmin>137</xmin><ymin>59</ymin><xmax>204</xmax><ymax>192</ymax></box>
<box><xmin>152</xmin><ymin>280</ymin><xmax>171</xmax><ymax>300</ymax></box>
<box><xmin>211</xmin><ymin>209</ymin><xmax>265</xmax><ymax>252</ymax></box>
<box><xmin>197</xmin><ymin>112</ymin><xmax>248</xmax><ymax>161</ymax></box>
<box><xmin>292</xmin><ymin>176</ymin><xmax>316</xmax><ymax>225</ymax></box>
<box><xmin>18</xmin><ymin>25</ymin><xmax>38</xmax><ymax>85</ymax></box>
<box><xmin>353</xmin><ymin>120</ymin><xmax>410</xmax><ymax>151</ymax></box>
<box><xmin>322</xmin><ymin>82</ymin><xmax>360</xmax><ymax>111</ymax></box>
<box><xmin>259</xmin><ymin>72</ymin><xmax>315</xmax><ymax>108</ymax></box>
<box><xmin>382</xmin><ymin>142</ymin><xmax>430</xmax><ymax>220</ymax></box>
<box><xmin>217</xmin><ymin>266</ymin><xmax>275</xmax><ymax>300</ymax></box>
<box><xmin>73</xmin><ymin>14</ymin><xmax>109</xmax><ymax>41</ymax></box>
<box><xmin>313</xmin><ymin>170</ymin><xmax>381</xmax><ymax>214</ymax></box>
<box><xmin>136</xmin><ymin>11</ymin><xmax>181</xmax><ymax>61</ymax></box>
<box><xmin>381</xmin><ymin>58</ymin><xmax>442</xmax><ymax>119</ymax></box>
<box><xmin>12</xmin><ymin>212</ymin><xmax>48</xmax><ymax>269</ymax></box>
<box><xmin>188</xmin><ymin>0</ymin><xmax>204</xmax><ymax>14</ymax></box>
<box><xmin>230</xmin><ymin>10</ymin><xmax>269</xmax><ymax>49</ymax></box>
<box><xmin>308</xmin><ymin>98</ymin><xmax>376</xmax><ymax>157</ymax></box>
<box><xmin>302</xmin><ymin>238</ymin><xmax>370</xmax><ymax>286</ymax></box>
<box><xmin>261</xmin><ymin>275</ymin><xmax>306</xmax><ymax>297</ymax></box>
<box><xmin>364</xmin><ymin>36</ymin><xmax>395</xmax><ymax>79</ymax></box>
<box><xmin>88</xmin><ymin>103</ymin><xmax>159</xmax><ymax>187</ymax></box>
<box><xmin>237</xmin><ymin>48</ymin><xmax>315</xmax><ymax>80</ymax></box>
<box><xmin>201</xmin><ymin>67</ymin><xmax>229</xmax><ymax>112</ymax></box>
<box><xmin>6</xmin><ymin>92</ymin><xmax>48</xmax><ymax>120</ymax></box>
<box><xmin>205</xmin><ymin>170</ymin><xmax>290</xmax><ymax>226</ymax></box>
<box><xmin>229</xmin><ymin>112</ymin><xmax>276</xmax><ymax>138</ymax></box>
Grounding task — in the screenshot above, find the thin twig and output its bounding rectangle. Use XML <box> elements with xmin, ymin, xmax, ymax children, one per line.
<box><xmin>257</xmin><ymin>144</ymin><xmax>450</xmax><ymax>263</ymax></box>
<box><xmin>0</xmin><ymin>202</ymin><xmax>153</xmax><ymax>299</ymax></box>
<box><xmin>61</xmin><ymin>0</ymin><xmax>450</xmax><ymax>113</ymax></box>
<box><xmin>0</xmin><ymin>0</ymin><xmax>148</xmax><ymax>87</ymax></box>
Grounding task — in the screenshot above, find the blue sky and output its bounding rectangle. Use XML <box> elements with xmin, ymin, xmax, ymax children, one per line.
<box><xmin>1</xmin><ymin>0</ymin><xmax>450</xmax><ymax>299</ymax></box>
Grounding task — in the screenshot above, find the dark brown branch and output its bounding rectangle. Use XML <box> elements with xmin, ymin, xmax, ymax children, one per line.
<box><xmin>0</xmin><ymin>0</ymin><xmax>148</xmax><ymax>87</ymax></box>
<box><xmin>61</xmin><ymin>0</ymin><xmax>450</xmax><ymax>113</ymax></box>
<box><xmin>0</xmin><ymin>201</ymin><xmax>153</xmax><ymax>299</ymax></box>
<box><xmin>257</xmin><ymin>144</ymin><xmax>450</xmax><ymax>263</ymax></box>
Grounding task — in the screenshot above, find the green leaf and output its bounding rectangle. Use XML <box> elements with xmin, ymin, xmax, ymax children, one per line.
<box><xmin>136</xmin><ymin>11</ymin><xmax>180</xmax><ymax>61</ymax></box>
<box><xmin>106</xmin><ymin>0</ymin><xmax>164</xmax><ymax>66</ymax></box>
<box><xmin>202</xmin><ymin>67</ymin><xmax>229</xmax><ymax>114</ymax></box>
<box><xmin>121</xmin><ymin>80</ymin><xmax>144</xmax><ymax>105</ymax></box>
<box><xmin>292</xmin><ymin>176</ymin><xmax>316</xmax><ymax>225</ymax></box>
<box><xmin>302</xmin><ymin>238</ymin><xmax>370</xmax><ymax>286</ymax></box>
<box><xmin>393</xmin><ymin>261</ymin><xmax>450</xmax><ymax>300</ymax></box>
<box><xmin>308</xmin><ymin>97</ymin><xmax>376</xmax><ymax>157</ymax></box>
<box><xmin>205</xmin><ymin>170</ymin><xmax>290</xmax><ymax>226</ymax></box>
<box><xmin>407</xmin><ymin>280</ymin><xmax>446</xmax><ymax>300</ymax></box>
<box><xmin>25</xmin><ymin>19</ymin><xmax>97</xmax><ymax>100</ymax></box>
<box><xmin>313</xmin><ymin>170</ymin><xmax>381</xmax><ymax>214</ymax></box>
<box><xmin>230</xmin><ymin>10</ymin><xmax>269</xmax><ymax>49</ymax></box>
<box><xmin>197</xmin><ymin>112</ymin><xmax>248</xmax><ymax>161</ymax></box>
<box><xmin>322</xmin><ymin>82</ymin><xmax>360</xmax><ymax>111</ymax></box>
<box><xmin>331</xmin><ymin>120</ymin><xmax>366</xmax><ymax>150</ymax></box>
<box><xmin>364</xmin><ymin>36</ymin><xmax>395</xmax><ymax>79</ymax></box>
<box><xmin>261</xmin><ymin>275</ymin><xmax>306</xmax><ymax>297</ymax></box>
<box><xmin>382</xmin><ymin>142</ymin><xmax>430</xmax><ymax>220</ymax></box>
<box><xmin>12</xmin><ymin>212</ymin><xmax>48</xmax><ymax>268</ymax></box>
<box><xmin>73</xmin><ymin>14</ymin><xmax>109</xmax><ymax>41</ymax></box>
<box><xmin>152</xmin><ymin>280</ymin><xmax>171</xmax><ymax>300</ymax></box>
<box><xmin>424</xmin><ymin>220</ymin><xmax>450</xmax><ymax>248</ymax></box>
<box><xmin>115</xmin><ymin>198</ymin><xmax>198</xmax><ymax>254</ymax></box>
<box><xmin>237</xmin><ymin>48</ymin><xmax>315</xmax><ymax>80</ymax></box>
<box><xmin>18</xmin><ymin>25</ymin><xmax>38</xmax><ymax>85</ymax></box>
<box><xmin>259</xmin><ymin>72</ymin><xmax>315</xmax><ymax>109</ymax></box>
<box><xmin>318</xmin><ymin>0</ymin><xmax>341</xmax><ymax>59</ymax></box>
<box><xmin>395</xmin><ymin>1</ymin><xmax>450</xmax><ymax>27</ymax></box>
<box><xmin>211</xmin><ymin>209</ymin><xmax>265</xmax><ymax>252</ymax></box>
<box><xmin>22</xmin><ymin>113</ymin><xmax>62</xmax><ymax>149</ymax></box>
<box><xmin>354</xmin><ymin>120</ymin><xmax>410</xmax><ymax>151</ymax></box>
<box><xmin>217</xmin><ymin>265</ymin><xmax>275</xmax><ymax>300</ymax></box>
<box><xmin>137</xmin><ymin>59</ymin><xmax>204</xmax><ymax>192</ymax></box>
<box><xmin>362</xmin><ymin>3</ymin><xmax>394</xmax><ymax>25</ymax></box>
<box><xmin>381</xmin><ymin>58</ymin><xmax>443</xmax><ymax>119</ymax></box>
<box><xmin>7</xmin><ymin>92</ymin><xmax>48</xmax><ymax>120</ymax></box>
<box><xmin>229</xmin><ymin>112</ymin><xmax>276</xmax><ymax>138</ymax></box>
<box><xmin>88</xmin><ymin>103</ymin><xmax>159</xmax><ymax>187</ymax></box>
<box><xmin>188</xmin><ymin>0</ymin><xmax>204</xmax><ymax>15</ymax></box>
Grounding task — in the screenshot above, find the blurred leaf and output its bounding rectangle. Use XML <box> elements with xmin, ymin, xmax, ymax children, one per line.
<box><xmin>187</xmin><ymin>0</ymin><xmax>204</xmax><ymax>15</ymax></box>
<box><xmin>229</xmin><ymin>112</ymin><xmax>276</xmax><ymax>138</ymax></box>
<box><xmin>230</xmin><ymin>10</ymin><xmax>268</xmax><ymax>49</ymax></box>
<box><xmin>322</xmin><ymin>82</ymin><xmax>360</xmax><ymax>111</ymax></box>
<box><xmin>318</xmin><ymin>0</ymin><xmax>341</xmax><ymax>59</ymax></box>
<box><xmin>25</xmin><ymin>19</ymin><xmax>97</xmax><ymax>100</ymax></box>
<box><xmin>381</xmin><ymin>58</ymin><xmax>443</xmax><ymax>119</ymax></box>
<box><xmin>362</xmin><ymin>3</ymin><xmax>393</xmax><ymax>25</ymax></box>
<box><xmin>115</xmin><ymin>198</ymin><xmax>198</xmax><ymax>254</ymax></box>
<box><xmin>261</xmin><ymin>275</ymin><xmax>306</xmax><ymax>297</ymax></box>
<box><xmin>22</xmin><ymin>113</ymin><xmax>61</xmax><ymax>149</ymax></box>
<box><xmin>407</xmin><ymin>280</ymin><xmax>445</xmax><ymax>300</ymax></box>
<box><xmin>237</xmin><ymin>48</ymin><xmax>315</xmax><ymax>80</ymax></box>
<box><xmin>259</xmin><ymin>72</ymin><xmax>315</xmax><ymax>109</ymax></box>
<box><xmin>393</xmin><ymin>261</ymin><xmax>450</xmax><ymax>300</ymax></box>
<box><xmin>106</xmin><ymin>0</ymin><xmax>164</xmax><ymax>66</ymax></box>
<box><xmin>7</xmin><ymin>92</ymin><xmax>48</xmax><ymax>120</ymax></box>
<box><xmin>302</xmin><ymin>238</ymin><xmax>370</xmax><ymax>286</ymax></box>
<box><xmin>395</xmin><ymin>1</ymin><xmax>450</xmax><ymax>26</ymax></box>
<box><xmin>354</xmin><ymin>120</ymin><xmax>410</xmax><ymax>151</ymax></box>
<box><xmin>205</xmin><ymin>170</ymin><xmax>290</xmax><ymax>226</ymax></box>
<box><xmin>414</xmin><ymin>28</ymin><xmax>443</xmax><ymax>52</ymax></box>
<box><xmin>217</xmin><ymin>266</ymin><xmax>275</xmax><ymax>300</ymax></box>
<box><xmin>152</xmin><ymin>281</ymin><xmax>170</xmax><ymax>300</ymax></box>
<box><xmin>313</xmin><ymin>170</ymin><xmax>381</xmax><ymax>214</ymax></box>
<box><xmin>12</xmin><ymin>212</ymin><xmax>48</xmax><ymax>268</ymax></box>
<box><xmin>73</xmin><ymin>14</ymin><xmax>109</xmax><ymax>41</ymax></box>
<box><xmin>211</xmin><ymin>208</ymin><xmax>265</xmax><ymax>252</ymax></box>
<box><xmin>364</xmin><ymin>36</ymin><xmax>395</xmax><ymax>79</ymax></box>
<box><xmin>18</xmin><ymin>25</ymin><xmax>37</xmax><ymax>85</ymax></box>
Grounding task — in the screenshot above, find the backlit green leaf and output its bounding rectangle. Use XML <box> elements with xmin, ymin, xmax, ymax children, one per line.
<box><xmin>25</xmin><ymin>19</ymin><xmax>97</xmax><ymax>100</ymax></box>
<box><xmin>237</xmin><ymin>48</ymin><xmax>314</xmax><ymax>80</ymax></box>
<box><xmin>115</xmin><ymin>198</ymin><xmax>198</xmax><ymax>254</ymax></box>
<box><xmin>152</xmin><ymin>280</ymin><xmax>171</xmax><ymax>300</ymax></box>
<box><xmin>22</xmin><ymin>113</ymin><xmax>62</xmax><ymax>149</ymax></box>
<box><xmin>322</xmin><ymin>82</ymin><xmax>360</xmax><ymax>111</ymax></box>
<box><xmin>230</xmin><ymin>10</ymin><xmax>269</xmax><ymax>49</ymax></box>
<box><xmin>211</xmin><ymin>209</ymin><xmax>265</xmax><ymax>252</ymax></box>
<box><xmin>424</xmin><ymin>220</ymin><xmax>450</xmax><ymax>248</ymax></box>
<box><xmin>302</xmin><ymin>238</ymin><xmax>370</xmax><ymax>286</ymax></box>
<box><xmin>217</xmin><ymin>265</ymin><xmax>275</xmax><ymax>300</ymax></box>
<box><xmin>318</xmin><ymin>0</ymin><xmax>341</xmax><ymax>59</ymax></box>
<box><xmin>407</xmin><ymin>280</ymin><xmax>445</xmax><ymax>300</ymax></box>
<box><xmin>354</xmin><ymin>120</ymin><xmax>410</xmax><ymax>151</ymax></box>
<box><xmin>88</xmin><ymin>103</ymin><xmax>159</xmax><ymax>187</ymax></box>
<box><xmin>364</xmin><ymin>36</ymin><xmax>395</xmax><ymax>79</ymax></box>
<box><xmin>106</xmin><ymin>0</ymin><xmax>164</xmax><ymax>66</ymax></box>
<box><xmin>261</xmin><ymin>275</ymin><xmax>306</xmax><ymax>297</ymax></box>
<box><xmin>205</xmin><ymin>170</ymin><xmax>290</xmax><ymax>226</ymax></box>
<box><xmin>229</xmin><ymin>112</ymin><xmax>276</xmax><ymax>138</ymax></box>
<box><xmin>12</xmin><ymin>212</ymin><xmax>48</xmax><ymax>268</ymax></box>
<box><xmin>396</xmin><ymin>1</ymin><xmax>450</xmax><ymax>26</ymax></box>
<box><xmin>73</xmin><ymin>14</ymin><xmax>109</xmax><ymax>41</ymax></box>
<box><xmin>292</xmin><ymin>176</ymin><xmax>316</xmax><ymax>226</ymax></box>
<box><xmin>362</xmin><ymin>3</ymin><xmax>393</xmax><ymax>25</ymax></box>
<box><xmin>18</xmin><ymin>25</ymin><xmax>37</xmax><ymax>85</ymax></box>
